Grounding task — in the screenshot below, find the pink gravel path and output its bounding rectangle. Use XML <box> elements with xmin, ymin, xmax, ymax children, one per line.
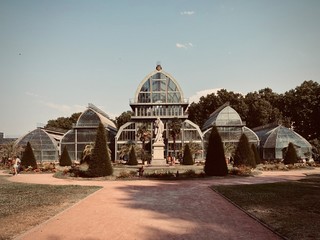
<box><xmin>4</xmin><ymin>168</ymin><xmax>319</xmax><ymax>240</ymax></box>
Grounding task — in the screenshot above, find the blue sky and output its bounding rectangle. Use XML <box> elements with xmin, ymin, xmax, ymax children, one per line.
<box><xmin>1</xmin><ymin>0</ymin><xmax>319</xmax><ymax>137</ymax></box>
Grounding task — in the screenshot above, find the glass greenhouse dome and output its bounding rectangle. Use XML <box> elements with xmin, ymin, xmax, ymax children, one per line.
<box><xmin>60</xmin><ymin>104</ymin><xmax>117</xmax><ymax>161</ymax></box>
<box><xmin>15</xmin><ymin>128</ymin><xmax>59</xmax><ymax>162</ymax></box>
<box><xmin>254</xmin><ymin>124</ymin><xmax>312</xmax><ymax>160</ymax></box>
<box><xmin>115</xmin><ymin>65</ymin><xmax>203</xmax><ymax>161</ymax></box>
<box><xmin>202</xmin><ymin>103</ymin><xmax>259</xmax><ymax>158</ymax></box>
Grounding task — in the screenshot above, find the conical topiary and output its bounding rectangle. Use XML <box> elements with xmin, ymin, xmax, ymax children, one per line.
<box><xmin>127</xmin><ymin>146</ymin><xmax>138</xmax><ymax>165</ymax></box>
<box><xmin>87</xmin><ymin>122</ymin><xmax>113</xmax><ymax>177</ymax></box>
<box><xmin>234</xmin><ymin>134</ymin><xmax>256</xmax><ymax>168</ymax></box>
<box><xmin>59</xmin><ymin>146</ymin><xmax>72</xmax><ymax>166</ymax></box>
<box><xmin>284</xmin><ymin>142</ymin><xmax>298</xmax><ymax>165</ymax></box>
<box><xmin>251</xmin><ymin>144</ymin><xmax>261</xmax><ymax>165</ymax></box>
<box><xmin>183</xmin><ymin>144</ymin><xmax>194</xmax><ymax>165</ymax></box>
<box><xmin>204</xmin><ymin>126</ymin><xmax>228</xmax><ymax>176</ymax></box>
<box><xmin>21</xmin><ymin>142</ymin><xmax>37</xmax><ymax>169</ymax></box>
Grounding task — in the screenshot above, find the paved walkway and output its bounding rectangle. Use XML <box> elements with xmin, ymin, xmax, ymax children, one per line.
<box><xmin>4</xmin><ymin>168</ymin><xmax>320</xmax><ymax>240</ymax></box>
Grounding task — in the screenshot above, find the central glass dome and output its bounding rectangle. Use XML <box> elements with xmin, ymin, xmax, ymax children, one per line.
<box><xmin>133</xmin><ymin>65</ymin><xmax>186</xmax><ymax>104</ymax></box>
<box><xmin>136</xmin><ymin>72</ymin><xmax>182</xmax><ymax>104</ymax></box>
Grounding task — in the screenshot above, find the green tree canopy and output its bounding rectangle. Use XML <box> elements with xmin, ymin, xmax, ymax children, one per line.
<box><xmin>45</xmin><ymin>112</ymin><xmax>81</xmax><ymax>130</ymax></box>
<box><xmin>281</xmin><ymin>80</ymin><xmax>320</xmax><ymax>141</ymax></box>
<box><xmin>115</xmin><ymin>111</ymin><xmax>133</xmax><ymax>129</ymax></box>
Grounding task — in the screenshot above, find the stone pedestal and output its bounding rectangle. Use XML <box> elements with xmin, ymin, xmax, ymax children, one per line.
<box><xmin>152</xmin><ymin>141</ymin><xmax>167</xmax><ymax>165</ymax></box>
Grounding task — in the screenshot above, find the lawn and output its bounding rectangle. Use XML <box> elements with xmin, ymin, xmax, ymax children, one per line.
<box><xmin>212</xmin><ymin>175</ymin><xmax>320</xmax><ymax>240</ymax></box>
<box><xmin>0</xmin><ymin>176</ymin><xmax>101</xmax><ymax>240</ymax></box>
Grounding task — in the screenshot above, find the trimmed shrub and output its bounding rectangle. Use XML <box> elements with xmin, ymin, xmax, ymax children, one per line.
<box><xmin>127</xmin><ymin>146</ymin><xmax>138</xmax><ymax>165</ymax></box>
<box><xmin>284</xmin><ymin>142</ymin><xmax>298</xmax><ymax>165</ymax></box>
<box><xmin>204</xmin><ymin>126</ymin><xmax>228</xmax><ymax>176</ymax></box>
<box><xmin>234</xmin><ymin>134</ymin><xmax>256</xmax><ymax>168</ymax></box>
<box><xmin>87</xmin><ymin>122</ymin><xmax>113</xmax><ymax>177</ymax></box>
<box><xmin>251</xmin><ymin>144</ymin><xmax>261</xmax><ymax>165</ymax></box>
<box><xmin>21</xmin><ymin>142</ymin><xmax>37</xmax><ymax>169</ymax></box>
<box><xmin>59</xmin><ymin>146</ymin><xmax>72</xmax><ymax>166</ymax></box>
<box><xmin>182</xmin><ymin>144</ymin><xmax>194</xmax><ymax>165</ymax></box>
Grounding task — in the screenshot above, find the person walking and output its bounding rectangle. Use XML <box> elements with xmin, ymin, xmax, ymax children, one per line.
<box><xmin>13</xmin><ymin>156</ymin><xmax>21</xmax><ymax>175</ymax></box>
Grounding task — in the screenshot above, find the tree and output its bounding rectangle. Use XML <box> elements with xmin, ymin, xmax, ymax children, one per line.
<box><xmin>245</xmin><ymin>92</ymin><xmax>282</xmax><ymax>128</ymax></box>
<box><xmin>182</xmin><ymin>144</ymin><xmax>194</xmax><ymax>165</ymax></box>
<box><xmin>115</xmin><ymin>111</ymin><xmax>133</xmax><ymax>129</ymax></box>
<box><xmin>282</xmin><ymin>80</ymin><xmax>320</xmax><ymax>141</ymax></box>
<box><xmin>182</xmin><ymin>141</ymin><xmax>202</xmax><ymax>160</ymax></box>
<box><xmin>233</xmin><ymin>134</ymin><xmax>256</xmax><ymax>168</ymax></box>
<box><xmin>169</xmin><ymin>118</ymin><xmax>182</xmax><ymax>158</ymax></box>
<box><xmin>251</xmin><ymin>144</ymin><xmax>261</xmax><ymax>165</ymax></box>
<box><xmin>283</xmin><ymin>142</ymin><xmax>298</xmax><ymax>165</ymax></box>
<box><xmin>0</xmin><ymin>141</ymin><xmax>23</xmax><ymax>164</ymax></box>
<box><xmin>137</xmin><ymin>123</ymin><xmax>151</xmax><ymax>151</ymax></box>
<box><xmin>188</xmin><ymin>89</ymin><xmax>248</xmax><ymax>128</ymax></box>
<box><xmin>45</xmin><ymin>112</ymin><xmax>81</xmax><ymax>130</ymax></box>
<box><xmin>204</xmin><ymin>126</ymin><xmax>228</xmax><ymax>176</ymax></box>
<box><xmin>81</xmin><ymin>143</ymin><xmax>94</xmax><ymax>164</ymax></box>
<box><xmin>59</xmin><ymin>146</ymin><xmax>72</xmax><ymax>166</ymax></box>
<box><xmin>21</xmin><ymin>142</ymin><xmax>37</xmax><ymax>169</ymax></box>
<box><xmin>87</xmin><ymin>123</ymin><xmax>113</xmax><ymax>177</ymax></box>
<box><xmin>136</xmin><ymin>123</ymin><xmax>151</xmax><ymax>164</ymax></box>
<box><xmin>127</xmin><ymin>146</ymin><xmax>138</xmax><ymax>165</ymax></box>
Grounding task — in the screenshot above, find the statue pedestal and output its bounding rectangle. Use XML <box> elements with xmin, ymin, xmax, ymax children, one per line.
<box><xmin>152</xmin><ymin>141</ymin><xmax>167</xmax><ymax>165</ymax></box>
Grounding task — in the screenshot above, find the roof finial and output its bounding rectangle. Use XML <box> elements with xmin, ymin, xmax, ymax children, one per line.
<box><xmin>156</xmin><ymin>61</ymin><xmax>162</xmax><ymax>71</ymax></box>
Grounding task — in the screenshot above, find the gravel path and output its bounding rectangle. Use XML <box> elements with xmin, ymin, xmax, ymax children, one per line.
<box><xmin>4</xmin><ymin>168</ymin><xmax>319</xmax><ymax>240</ymax></box>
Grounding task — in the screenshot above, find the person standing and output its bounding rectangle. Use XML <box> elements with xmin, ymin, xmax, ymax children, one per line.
<box><xmin>13</xmin><ymin>156</ymin><xmax>21</xmax><ymax>175</ymax></box>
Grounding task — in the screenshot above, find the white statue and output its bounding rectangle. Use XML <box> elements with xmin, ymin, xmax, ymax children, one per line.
<box><xmin>154</xmin><ymin>117</ymin><xmax>164</xmax><ymax>142</ymax></box>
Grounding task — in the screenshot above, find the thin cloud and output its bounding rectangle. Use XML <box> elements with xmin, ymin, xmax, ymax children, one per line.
<box><xmin>176</xmin><ymin>42</ymin><xmax>194</xmax><ymax>49</ymax></box>
<box><xmin>189</xmin><ymin>88</ymin><xmax>221</xmax><ymax>103</ymax></box>
<box><xmin>42</xmin><ymin>101</ymin><xmax>84</xmax><ymax>115</ymax></box>
<box><xmin>180</xmin><ymin>11</ymin><xmax>195</xmax><ymax>15</ymax></box>
<box><xmin>25</xmin><ymin>91</ymin><xmax>40</xmax><ymax>98</ymax></box>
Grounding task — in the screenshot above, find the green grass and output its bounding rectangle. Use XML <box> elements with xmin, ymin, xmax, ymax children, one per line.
<box><xmin>212</xmin><ymin>175</ymin><xmax>320</xmax><ymax>240</ymax></box>
<box><xmin>0</xmin><ymin>176</ymin><xmax>101</xmax><ymax>240</ymax></box>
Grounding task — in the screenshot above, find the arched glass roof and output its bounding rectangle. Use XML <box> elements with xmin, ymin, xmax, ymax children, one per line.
<box><xmin>77</xmin><ymin>104</ymin><xmax>117</xmax><ymax>131</ymax></box>
<box><xmin>134</xmin><ymin>68</ymin><xmax>185</xmax><ymax>104</ymax></box>
<box><xmin>15</xmin><ymin>128</ymin><xmax>58</xmax><ymax>161</ymax></box>
<box><xmin>202</xmin><ymin>103</ymin><xmax>243</xmax><ymax>131</ymax></box>
<box><xmin>258</xmin><ymin>125</ymin><xmax>312</xmax><ymax>149</ymax></box>
<box><xmin>254</xmin><ymin>124</ymin><xmax>312</xmax><ymax>159</ymax></box>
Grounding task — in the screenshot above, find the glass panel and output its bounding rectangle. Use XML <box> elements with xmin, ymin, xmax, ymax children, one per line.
<box><xmin>77</xmin><ymin>109</ymin><xmax>100</xmax><ymax>127</ymax></box>
<box><xmin>152</xmin><ymin>93</ymin><xmax>162</xmax><ymax>103</ymax></box>
<box><xmin>140</xmin><ymin>79</ymin><xmax>151</xmax><ymax>92</ymax></box>
<box><xmin>62</xmin><ymin>131</ymin><xmax>75</xmax><ymax>142</ymax></box>
<box><xmin>168</xmin><ymin>79</ymin><xmax>178</xmax><ymax>91</ymax></box>
<box><xmin>167</xmin><ymin>93</ymin><xmax>181</xmax><ymax>103</ymax></box>
<box><xmin>138</xmin><ymin>93</ymin><xmax>151</xmax><ymax>103</ymax></box>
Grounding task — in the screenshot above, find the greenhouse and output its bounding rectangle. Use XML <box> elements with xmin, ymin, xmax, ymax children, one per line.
<box><xmin>15</xmin><ymin>128</ymin><xmax>60</xmax><ymax>162</ymax></box>
<box><xmin>254</xmin><ymin>123</ymin><xmax>312</xmax><ymax>160</ymax></box>
<box><xmin>60</xmin><ymin>103</ymin><xmax>117</xmax><ymax>161</ymax></box>
<box><xmin>115</xmin><ymin>65</ymin><xmax>203</xmax><ymax>161</ymax></box>
<box><xmin>202</xmin><ymin>103</ymin><xmax>259</xmax><ymax>158</ymax></box>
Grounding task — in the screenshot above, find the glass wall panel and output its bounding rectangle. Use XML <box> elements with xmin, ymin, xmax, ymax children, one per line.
<box><xmin>77</xmin><ymin>129</ymin><xmax>97</xmax><ymax>142</ymax></box>
<box><xmin>138</xmin><ymin>93</ymin><xmax>151</xmax><ymax>103</ymax></box>
<box><xmin>167</xmin><ymin>93</ymin><xmax>181</xmax><ymax>103</ymax></box>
